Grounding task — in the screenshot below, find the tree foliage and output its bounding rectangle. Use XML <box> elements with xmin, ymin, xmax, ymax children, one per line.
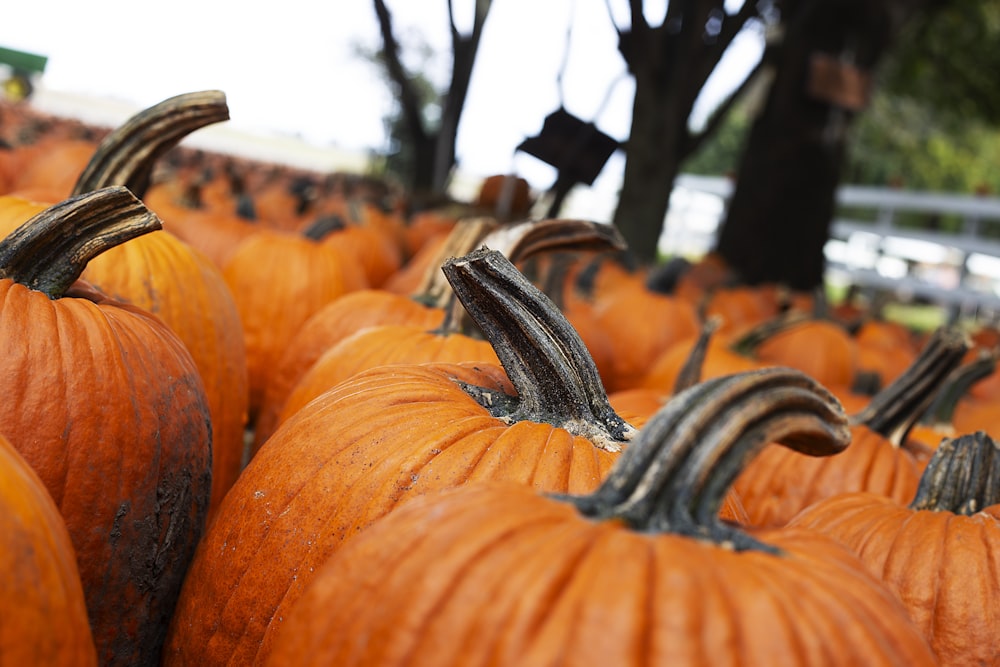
<box><xmin>878</xmin><ymin>0</ymin><xmax>1000</xmax><ymax>124</ymax></box>
<box><xmin>846</xmin><ymin>95</ymin><xmax>1000</xmax><ymax>193</ymax></box>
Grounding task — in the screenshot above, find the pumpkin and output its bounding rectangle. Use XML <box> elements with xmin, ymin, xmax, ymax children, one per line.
<box><xmin>248</xmin><ymin>216</ymin><xmax>497</xmax><ymax>450</ymax></box>
<box><xmin>264</xmin><ymin>368</ymin><xmax>936</xmax><ymax>667</ymax></box>
<box><xmin>223</xmin><ymin>225</ymin><xmax>366</xmax><ymax>423</ymax></box>
<box><xmin>635</xmin><ymin>314</ymin><xmax>764</xmax><ymax>399</ymax></box>
<box><xmin>144</xmin><ymin>173</ymin><xmax>259</xmax><ymax>269</ymax></box>
<box><xmin>164</xmin><ymin>246</ymin><xmax>647</xmax><ymax>665</ymax></box>
<box><xmin>474</xmin><ymin>173</ymin><xmax>534</xmax><ymax>219</ymax></box>
<box><xmin>790</xmin><ymin>431</ymin><xmax>1000</xmax><ymax>665</ymax></box>
<box><xmin>6</xmin><ymin>135</ymin><xmax>100</xmax><ymax>201</ymax></box>
<box><xmin>302</xmin><ymin>195</ymin><xmax>408</xmax><ymax>285</ymax></box>
<box><xmin>273</xmin><ymin>317</ymin><xmax>500</xmax><ymax>433</ymax></box>
<box><xmin>251</xmin><ymin>216</ymin><xmax>624</xmax><ymax>451</ymax></box>
<box><xmin>729</xmin><ymin>311</ymin><xmax>860</xmax><ymax>393</ymax></box>
<box><xmin>0</xmin><ymin>433</ymin><xmax>97</xmax><ymax>666</ymax></box>
<box><xmin>0</xmin><ymin>187</ymin><xmax>213</xmax><ymax>666</ymax></box>
<box><xmin>907</xmin><ymin>348</ymin><xmax>995</xmax><ymax>450</ymax></box>
<box><xmin>588</xmin><ymin>261</ymin><xmax>702</xmax><ymax>392</ymax></box>
<box><xmin>735</xmin><ymin>326</ymin><xmax>970</xmax><ymax>527</ymax></box>
<box><xmin>66</xmin><ymin>90</ymin><xmax>249</xmax><ymax>520</ymax></box>
<box><xmin>852</xmin><ymin>317</ymin><xmax>920</xmax><ymax>387</ymax></box>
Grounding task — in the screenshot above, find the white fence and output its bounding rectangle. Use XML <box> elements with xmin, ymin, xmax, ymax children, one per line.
<box><xmin>663</xmin><ymin>174</ymin><xmax>1000</xmax><ymax>318</ymax></box>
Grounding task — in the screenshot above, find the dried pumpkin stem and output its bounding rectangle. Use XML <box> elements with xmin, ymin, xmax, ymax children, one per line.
<box><xmin>435</xmin><ymin>219</ymin><xmax>628</xmax><ymax>337</ymax></box>
<box><xmin>0</xmin><ymin>186</ymin><xmax>162</xmax><ymax>298</ymax></box>
<box><xmin>919</xmin><ymin>349</ymin><xmax>996</xmax><ymax>429</ymax></box>
<box><xmin>301</xmin><ymin>214</ymin><xmax>347</xmax><ymax>241</ymax></box>
<box><xmin>414</xmin><ymin>217</ymin><xmax>499</xmax><ymax>309</ymax></box>
<box><xmin>728</xmin><ymin>310</ymin><xmax>811</xmax><ymax>358</ymax></box>
<box><xmin>560</xmin><ymin>368</ymin><xmax>850</xmax><ymax>553</ymax></box>
<box><xmin>72</xmin><ymin>90</ymin><xmax>230</xmax><ymax>198</ymax></box>
<box><xmin>851</xmin><ymin>327</ymin><xmax>970</xmax><ymax>446</ymax></box>
<box><xmin>909</xmin><ymin>431</ymin><xmax>1000</xmax><ymax>515</ymax></box>
<box><xmin>672</xmin><ymin>315</ymin><xmax>721</xmax><ymax>395</ymax></box>
<box><xmin>442</xmin><ymin>247</ymin><xmax>635</xmax><ymax>451</ymax></box>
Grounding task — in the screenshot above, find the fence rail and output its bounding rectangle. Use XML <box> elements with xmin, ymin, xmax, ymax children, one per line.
<box><xmin>666</xmin><ymin>174</ymin><xmax>1000</xmax><ymax>318</ymax></box>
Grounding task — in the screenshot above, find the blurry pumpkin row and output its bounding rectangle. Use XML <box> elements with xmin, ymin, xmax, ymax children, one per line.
<box><xmin>0</xmin><ymin>91</ymin><xmax>997</xmax><ymax>667</ymax></box>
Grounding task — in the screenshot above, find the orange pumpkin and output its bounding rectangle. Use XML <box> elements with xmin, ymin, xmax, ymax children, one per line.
<box><xmin>0</xmin><ymin>188</ymin><xmax>212</xmax><ymax>666</ymax></box>
<box><xmin>264</xmin><ymin>369</ymin><xmax>935</xmax><ymax>667</ymax></box>
<box><xmin>790</xmin><ymin>431</ymin><xmax>1000</xmax><ymax>665</ymax></box>
<box><xmin>735</xmin><ymin>327</ymin><xmax>970</xmax><ymax>527</ymax></box>
<box><xmin>66</xmin><ymin>90</ymin><xmax>249</xmax><ymax>521</ymax></box>
<box><xmin>164</xmin><ymin>248</ymin><xmax>643</xmax><ymax>666</ymax></box>
<box><xmin>252</xmin><ymin>217</ymin><xmax>624</xmax><ymax>451</ymax></box>
<box><xmin>223</xmin><ymin>227</ymin><xmax>366</xmax><ymax>423</ymax></box>
<box><xmin>0</xmin><ymin>433</ymin><xmax>97</xmax><ymax>666</ymax></box>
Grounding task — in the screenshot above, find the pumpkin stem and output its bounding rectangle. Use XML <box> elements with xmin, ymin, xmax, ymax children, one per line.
<box><xmin>851</xmin><ymin>327</ymin><xmax>970</xmax><ymax>447</ymax></box>
<box><xmin>909</xmin><ymin>431</ymin><xmax>1000</xmax><ymax>515</ymax></box>
<box><xmin>301</xmin><ymin>214</ymin><xmax>347</xmax><ymax>242</ymax></box>
<box><xmin>412</xmin><ymin>217</ymin><xmax>500</xmax><ymax>309</ymax></box>
<box><xmin>0</xmin><ymin>186</ymin><xmax>162</xmax><ymax>298</ymax></box>
<box><xmin>919</xmin><ymin>348</ymin><xmax>996</xmax><ymax>428</ymax></box>
<box><xmin>72</xmin><ymin>90</ymin><xmax>230</xmax><ymax>198</ymax></box>
<box><xmin>728</xmin><ymin>310</ymin><xmax>812</xmax><ymax>358</ymax></box>
<box><xmin>559</xmin><ymin>368</ymin><xmax>850</xmax><ymax>552</ymax></box>
<box><xmin>442</xmin><ymin>247</ymin><xmax>636</xmax><ymax>451</ymax></box>
<box><xmin>672</xmin><ymin>315</ymin><xmax>721</xmax><ymax>395</ymax></box>
<box><xmin>428</xmin><ymin>219</ymin><xmax>627</xmax><ymax>334</ymax></box>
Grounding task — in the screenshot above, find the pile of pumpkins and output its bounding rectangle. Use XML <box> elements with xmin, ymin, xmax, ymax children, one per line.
<box><xmin>0</xmin><ymin>91</ymin><xmax>997</xmax><ymax>667</ymax></box>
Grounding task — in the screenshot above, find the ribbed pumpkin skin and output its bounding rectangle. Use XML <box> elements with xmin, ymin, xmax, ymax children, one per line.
<box><xmin>0</xmin><ymin>280</ymin><xmax>212</xmax><ymax>666</ymax></box>
<box><xmin>791</xmin><ymin>493</ymin><xmax>1000</xmax><ymax>665</ymax></box>
<box><xmin>223</xmin><ymin>230</ymin><xmax>364</xmax><ymax>420</ymax></box>
<box><xmin>253</xmin><ymin>289</ymin><xmax>443</xmax><ymax>451</ymax></box>
<box><xmin>164</xmin><ymin>362</ymin><xmax>623</xmax><ymax>667</ymax></box>
<box><xmin>264</xmin><ymin>483</ymin><xmax>937</xmax><ymax>667</ymax></box>
<box><xmin>82</xmin><ymin>230</ymin><xmax>248</xmax><ymax>521</ymax></box>
<box><xmin>592</xmin><ymin>286</ymin><xmax>701</xmax><ymax>392</ymax></box>
<box><xmin>0</xmin><ymin>434</ymin><xmax>97</xmax><ymax>666</ymax></box>
<box><xmin>275</xmin><ymin>325</ymin><xmax>500</xmax><ymax>430</ymax></box>
<box><xmin>735</xmin><ymin>425</ymin><xmax>929</xmax><ymax>527</ymax></box>
<box><xmin>753</xmin><ymin>319</ymin><xmax>859</xmax><ymax>389</ymax></box>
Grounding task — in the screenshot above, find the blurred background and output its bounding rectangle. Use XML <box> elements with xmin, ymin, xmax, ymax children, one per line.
<box><xmin>5</xmin><ymin>0</ymin><xmax>1000</xmax><ymax>324</ymax></box>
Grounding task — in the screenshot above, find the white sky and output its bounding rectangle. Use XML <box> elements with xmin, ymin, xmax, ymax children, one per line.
<box><xmin>4</xmin><ymin>1</ymin><xmax>763</xmax><ymax>208</ymax></box>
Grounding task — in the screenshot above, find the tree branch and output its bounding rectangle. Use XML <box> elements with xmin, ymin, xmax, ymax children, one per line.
<box><xmin>432</xmin><ymin>0</ymin><xmax>494</xmax><ymax>190</ymax></box>
<box><xmin>373</xmin><ymin>0</ymin><xmax>429</xmax><ymax>144</ymax></box>
<box><xmin>684</xmin><ymin>55</ymin><xmax>763</xmax><ymax>157</ymax></box>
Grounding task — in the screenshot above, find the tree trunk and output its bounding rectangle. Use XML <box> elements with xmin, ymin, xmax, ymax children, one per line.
<box><xmin>715</xmin><ymin>0</ymin><xmax>936</xmax><ymax>291</ymax></box>
<box><xmin>610</xmin><ymin>2</ymin><xmax>766</xmax><ymax>266</ymax></box>
<box><xmin>613</xmin><ymin>77</ymin><xmax>686</xmax><ymax>264</ymax></box>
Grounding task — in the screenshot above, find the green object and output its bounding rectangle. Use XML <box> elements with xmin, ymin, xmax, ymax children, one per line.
<box><xmin>0</xmin><ymin>46</ymin><xmax>48</xmax><ymax>75</ymax></box>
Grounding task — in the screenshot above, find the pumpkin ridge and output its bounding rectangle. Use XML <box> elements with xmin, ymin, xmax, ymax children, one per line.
<box><xmin>732</xmin><ymin>549</ymin><xmax>812</xmax><ymax>663</ymax></box>
<box><xmin>400</xmin><ymin>513</ymin><xmax>595</xmax><ymax>665</ymax></box>
<box><xmin>481</xmin><ymin>520</ymin><xmax>614</xmax><ymax>664</ymax></box>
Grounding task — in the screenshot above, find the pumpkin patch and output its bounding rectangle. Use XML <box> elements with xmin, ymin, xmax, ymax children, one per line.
<box><xmin>3</xmin><ymin>92</ymin><xmax>997</xmax><ymax>667</ymax></box>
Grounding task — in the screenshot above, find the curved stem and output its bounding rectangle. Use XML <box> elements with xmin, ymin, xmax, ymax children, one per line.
<box><xmin>481</xmin><ymin>218</ymin><xmax>626</xmax><ymax>264</ymax></box>
<box><xmin>0</xmin><ymin>186</ymin><xmax>162</xmax><ymax>298</ymax></box>
<box><xmin>909</xmin><ymin>431</ymin><xmax>1000</xmax><ymax>515</ymax></box>
<box><xmin>560</xmin><ymin>368</ymin><xmax>850</xmax><ymax>552</ymax></box>
<box><xmin>919</xmin><ymin>348</ymin><xmax>997</xmax><ymax>427</ymax></box>
<box><xmin>672</xmin><ymin>315</ymin><xmax>721</xmax><ymax>395</ymax></box>
<box><xmin>430</xmin><ymin>218</ymin><xmax>627</xmax><ymax>333</ymax></box>
<box><xmin>301</xmin><ymin>214</ymin><xmax>347</xmax><ymax>241</ymax></box>
<box><xmin>851</xmin><ymin>327</ymin><xmax>970</xmax><ymax>446</ymax></box>
<box><xmin>413</xmin><ymin>217</ymin><xmax>499</xmax><ymax>308</ymax></box>
<box><xmin>442</xmin><ymin>247</ymin><xmax>636</xmax><ymax>451</ymax></box>
<box><xmin>728</xmin><ymin>310</ymin><xmax>811</xmax><ymax>358</ymax></box>
<box><xmin>72</xmin><ymin>90</ymin><xmax>230</xmax><ymax>198</ymax></box>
